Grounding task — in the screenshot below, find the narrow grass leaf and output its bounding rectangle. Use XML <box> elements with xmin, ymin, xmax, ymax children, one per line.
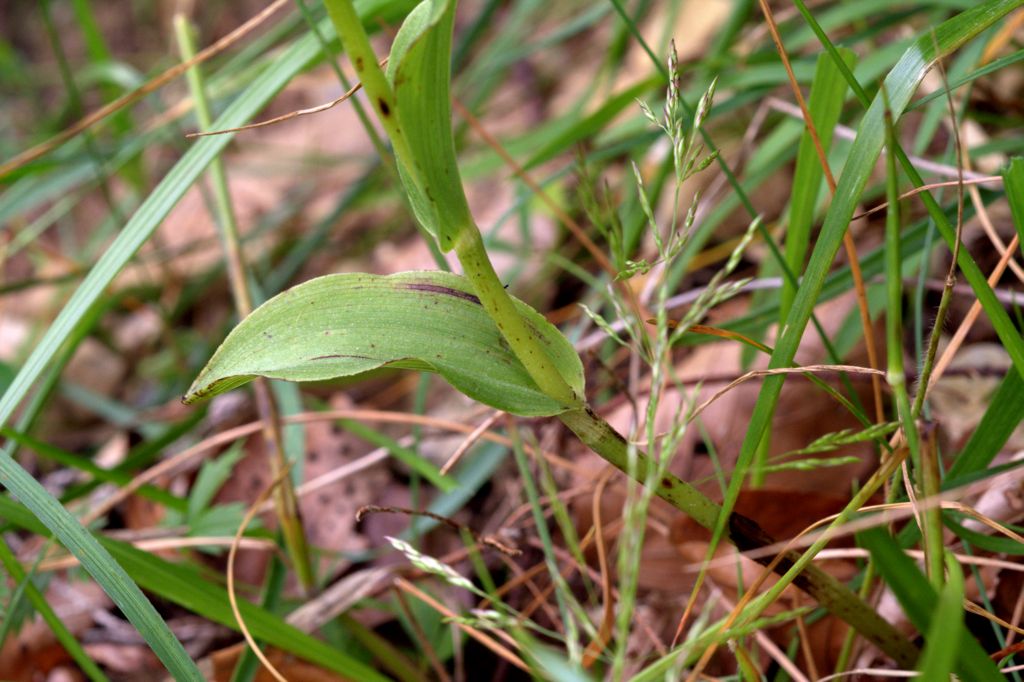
<box><xmin>0</xmin><ymin>495</ymin><xmax>48</xmax><ymax>535</ymax></box>
<box><xmin>917</xmin><ymin>554</ymin><xmax>965</xmax><ymax>681</ymax></box>
<box><xmin>908</xmin><ymin>48</ymin><xmax>1024</xmax><ymax>111</ymax></box>
<box><xmin>0</xmin><ymin>452</ymin><xmax>202</xmax><ymax>679</ymax></box>
<box><xmin>796</xmin><ymin>0</ymin><xmax>1024</xmax><ymax>383</ymax></box>
<box><xmin>779</xmin><ymin>47</ymin><xmax>855</xmax><ymax>320</ymax></box>
<box><xmin>1004</xmin><ymin>157</ymin><xmax>1024</xmax><ymax>251</ymax></box>
<box><xmin>859</xmin><ymin>526</ymin><xmax>1001</xmax><ymax>681</ymax></box>
<box><xmin>405</xmin><ymin>441</ymin><xmax>506</xmax><ymax>538</ymax></box>
<box><xmin>0</xmin><ymin>539</ymin><xmax>109</xmax><ymax>682</ymax></box>
<box><xmin>522</xmin><ymin>77</ymin><xmax>660</xmax><ymax>171</ymax></box>
<box><xmin>339</xmin><ymin>418</ymin><xmax>455</xmax><ymax>492</ymax></box>
<box><xmin>946</xmin><ymin>370</ymin><xmax>1024</xmax><ymax>482</ymax></box>
<box><xmin>947</xmin><ymin>520</ymin><xmax>1024</xmax><ymax>555</ymax></box>
<box><xmin>100</xmin><ymin>537</ymin><xmax>389</xmax><ymax>681</ymax></box>
<box><xmin>0</xmin><ymin>15</ymin><xmax>342</xmax><ymax>426</ymax></box>
<box><xmin>0</xmin><ymin>427</ymin><xmax>186</xmax><ymax>512</ymax></box>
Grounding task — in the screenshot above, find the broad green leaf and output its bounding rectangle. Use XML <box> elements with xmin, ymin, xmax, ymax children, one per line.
<box><xmin>387</xmin><ymin>0</ymin><xmax>473</xmax><ymax>251</ymax></box>
<box><xmin>185</xmin><ymin>271</ymin><xmax>585</xmax><ymax>417</ymax></box>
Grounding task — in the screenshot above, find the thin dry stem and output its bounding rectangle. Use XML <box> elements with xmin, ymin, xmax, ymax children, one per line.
<box><xmin>980</xmin><ymin>9</ymin><xmax>1024</xmax><ymax>63</ymax></box>
<box><xmin>923</xmin><ymin>233</ymin><xmax>1020</xmax><ymax>394</ymax></box>
<box><xmin>582</xmin><ymin>468</ymin><xmax>615</xmax><ymax>668</ymax></box>
<box><xmin>227</xmin><ymin>466</ymin><xmax>293</xmax><ymax>682</ymax></box>
<box><xmin>451</xmin><ymin>98</ymin><xmax>654</xmax><ymax>331</ymax></box>
<box><xmin>814</xmin><ymin>548</ymin><xmax>1024</xmax><ymax>574</ymax></box>
<box><xmin>912</xmin><ymin>46</ymin><xmax>968</xmax><ymax>422</ymax></box>
<box><xmin>392</xmin><ymin>587</ymin><xmax>453</xmax><ymax>682</ymax></box>
<box><xmin>36</xmin><ymin>536</ymin><xmax>277</xmax><ymax>572</ymax></box>
<box><xmin>796</xmin><ymin>612</ymin><xmax>820</xmax><ymax>680</ymax></box>
<box><xmin>689</xmin><ymin>364</ymin><xmax>884</xmax><ymax>422</ymax></box>
<box><xmin>79</xmin><ymin>407</ymin><xmax>588</xmax><ymax>527</ymax></box>
<box><xmin>184</xmin><ymin>58</ymin><xmax>387</xmax><ymax>138</ymax></box>
<box><xmin>1004</xmin><ymin>580</ymin><xmax>1024</xmax><ymax>649</ymax></box>
<box><xmin>516</xmin><ymin>522</ymin><xmax>622</xmax><ymax>622</ymax></box>
<box><xmin>767</xmin><ymin>98</ymin><xmax>992</xmax><ymax>182</ymax></box>
<box><xmin>451</xmin><ymin>100</ymin><xmax>615</xmax><ymax>277</ymax></box>
<box><xmin>500</xmin><ymin>552</ymin><xmax>566</xmax><ymax>631</ymax></box>
<box><xmin>355</xmin><ymin>505</ymin><xmax>521</xmax><ymax>556</ymax></box>
<box><xmin>964</xmin><ymin>600</ymin><xmax>1024</xmax><ymax>637</ymax></box>
<box><xmin>677</xmin><ymin>491</ymin><xmax>1024</xmax><ymax>578</ymax></box>
<box><xmin>394</xmin><ymin>577</ymin><xmax>529</xmax><ymax>672</ymax></box>
<box><xmin>851</xmin><ymin>176</ymin><xmax>1002</xmax><ymax>220</ymax></box>
<box><xmin>441</xmin><ymin>410</ymin><xmax>502</xmax><ymax>475</ymax></box>
<box><xmin>688</xmin><ymin>498</ymin><xmax>903</xmax><ymax>677</ymax></box>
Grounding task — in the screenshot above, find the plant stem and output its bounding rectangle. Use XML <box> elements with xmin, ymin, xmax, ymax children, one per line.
<box><xmin>321</xmin><ymin>0</ymin><xmax>414</xmax><ymax>168</ymax></box>
<box><xmin>454</xmin><ymin>228</ymin><xmax>582</xmax><ymax>409</ymax></box>
<box><xmin>175</xmin><ymin>14</ymin><xmax>315</xmax><ymax>593</ymax></box>
<box><xmin>293</xmin><ymin>0</ymin><xmax>393</xmax><ymax>169</ymax></box>
<box><xmin>912</xmin><ymin>42</ymin><xmax>965</xmax><ymax>421</ymax></box>
<box><xmin>881</xmin><ymin>96</ymin><xmax>939</xmax><ymax>587</ymax></box>
<box><xmin>324</xmin><ymin>0</ymin><xmax>580</xmax><ymax>409</ymax></box>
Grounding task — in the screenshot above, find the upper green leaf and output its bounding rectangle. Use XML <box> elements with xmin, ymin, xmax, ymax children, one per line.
<box><xmin>185</xmin><ymin>271</ymin><xmax>585</xmax><ymax>416</ymax></box>
<box><xmin>386</xmin><ymin>0</ymin><xmax>473</xmax><ymax>251</ymax></box>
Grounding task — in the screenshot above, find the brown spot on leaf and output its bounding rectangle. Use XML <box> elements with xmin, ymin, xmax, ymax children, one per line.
<box><xmin>404</xmin><ymin>282</ymin><xmax>481</xmax><ymax>305</ymax></box>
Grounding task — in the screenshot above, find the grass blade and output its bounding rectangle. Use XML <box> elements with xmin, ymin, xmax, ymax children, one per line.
<box><xmin>0</xmin><ymin>538</ymin><xmax>110</xmax><ymax>682</ymax></box>
<box><xmin>778</xmin><ymin>48</ymin><xmax>855</xmax><ymax>320</ymax></box>
<box><xmin>859</xmin><ymin>527</ymin><xmax>1001</xmax><ymax>681</ymax></box>
<box><xmin>0</xmin><ymin>454</ymin><xmax>202</xmax><ymax>679</ymax></box>
<box><xmin>100</xmin><ymin>538</ymin><xmax>389</xmax><ymax>681</ymax></box>
<box><xmin>1004</xmin><ymin>156</ymin><xmax>1024</xmax><ymax>250</ymax></box>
